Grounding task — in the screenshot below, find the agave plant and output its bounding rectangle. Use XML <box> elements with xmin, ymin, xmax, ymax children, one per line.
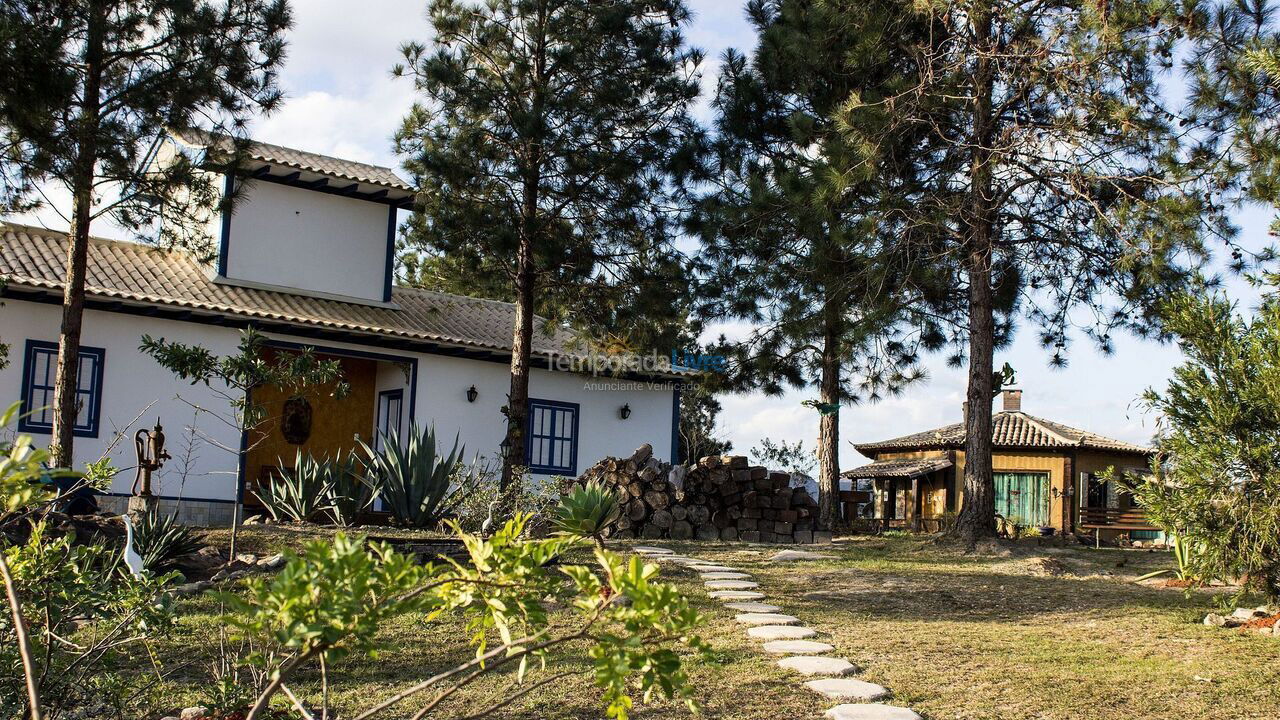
<box><xmin>357</xmin><ymin>425</ymin><xmax>476</xmax><ymax>528</ymax></box>
<box><xmin>132</xmin><ymin>509</ymin><xmax>203</xmax><ymax>572</ymax></box>
<box><xmin>325</xmin><ymin>453</ymin><xmax>374</xmax><ymax>526</ymax></box>
<box><xmin>1135</xmin><ymin>533</ymin><xmax>1206</xmax><ymax>585</ymax></box>
<box><xmin>254</xmin><ymin>450</ymin><xmax>334</xmax><ymax>523</ymax></box>
<box><xmin>552</xmin><ymin>480</ymin><xmax>621</xmax><ymax>548</ymax></box>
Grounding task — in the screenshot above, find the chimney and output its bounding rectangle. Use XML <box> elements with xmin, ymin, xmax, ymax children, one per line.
<box><xmin>1002</xmin><ymin>389</ymin><xmax>1023</xmax><ymax>412</ymax></box>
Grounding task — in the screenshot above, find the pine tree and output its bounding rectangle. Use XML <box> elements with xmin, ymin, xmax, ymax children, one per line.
<box><xmin>839</xmin><ymin>0</ymin><xmax>1233</xmax><ymax>544</ymax></box>
<box><xmin>0</xmin><ymin>0</ymin><xmax>292</xmax><ymax>466</ymax></box>
<box><xmin>690</xmin><ymin>0</ymin><xmax>955</xmax><ymax>529</ymax></box>
<box><xmin>395</xmin><ymin>0</ymin><xmax>701</xmax><ymax>490</ymax></box>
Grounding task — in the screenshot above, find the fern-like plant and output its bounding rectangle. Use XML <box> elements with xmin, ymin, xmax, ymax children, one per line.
<box><xmin>325</xmin><ymin>453</ymin><xmax>373</xmax><ymax>526</ymax></box>
<box><xmin>357</xmin><ymin>425</ymin><xmax>475</xmax><ymax>529</ymax></box>
<box><xmin>132</xmin><ymin>510</ymin><xmax>203</xmax><ymax>571</ymax></box>
<box><xmin>552</xmin><ymin>480</ymin><xmax>621</xmax><ymax>548</ymax></box>
<box><xmin>254</xmin><ymin>451</ymin><xmax>334</xmax><ymax>523</ymax></box>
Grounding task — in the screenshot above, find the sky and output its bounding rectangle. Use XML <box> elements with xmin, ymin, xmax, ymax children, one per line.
<box><xmin>17</xmin><ymin>1</ymin><xmax>1273</xmax><ymax>470</ymax></box>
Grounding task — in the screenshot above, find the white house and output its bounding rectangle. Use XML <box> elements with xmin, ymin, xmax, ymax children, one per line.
<box><xmin>0</xmin><ymin>135</ymin><xmax>684</xmax><ymax>525</ymax></box>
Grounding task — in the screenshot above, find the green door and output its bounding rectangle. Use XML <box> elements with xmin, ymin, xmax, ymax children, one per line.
<box><xmin>994</xmin><ymin>472</ymin><xmax>1050</xmax><ymax>527</ymax></box>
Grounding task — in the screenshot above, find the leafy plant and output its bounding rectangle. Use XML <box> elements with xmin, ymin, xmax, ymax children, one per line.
<box><xmin>553</xmin><ymin>480</ymin><xmax>622</xmax><ymax>548</ymax></box>
<box><xmin>1135</xmin><ymin>533</ymin><xmax>1205</xmax><ymax>585</ymax></box>
<box><xmin>253</xmin><ymin>450</ymin><xmax>334</xmax><ymax>523</ymax></box>
<box><xmin>357</xmin><ymin>425</ymin><xmax>476</xmax><ymax>529</ymax></box>
<box><xmin>132</xmin><ymin>509</ymin><xmax>203</xmax><ymax>572</ymax></box>
<box><xmin>324</xmin><ymin>453</ymin><xmax>374</xmax><ymax>526</ymax></box>
<box><xmin>454</xmin><ymin>459</ymin><xmax>556</xmax><ymax>535</ymax></box>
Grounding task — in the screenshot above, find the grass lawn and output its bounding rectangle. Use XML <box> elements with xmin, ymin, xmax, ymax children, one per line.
<box><xmin>139</xmin><ymin>531</ymin><xmax>1279</xmax><ymax>720</ymax></box>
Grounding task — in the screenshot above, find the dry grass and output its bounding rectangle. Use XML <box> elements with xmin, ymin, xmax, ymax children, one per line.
<box><xmin>134</xmin><ymin>531</ymin><xmax>1279</xmax><ymax>719</ymax></box>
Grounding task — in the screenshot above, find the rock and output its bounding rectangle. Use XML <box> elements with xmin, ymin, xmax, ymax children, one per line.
<box><xmin>1204</xmin><ymin>613</ymin><xmax>1228</xmax><ymax>627</ymax></box>
<box><xmin>234</xmin><ymin>553</ymin><xmax>257</xmax><ymax>565</ymax></box>
<box><xmin>762</xmin><ymin>639</ymin><xmax>834</xmax><ymax>655</ymax></box>
<box><xmin>172</xmin><ymin>581</ymin><xmax>212</xmax><ymax>596</ymax></box>
<box><xmin>711</xmin><ymin>590</ymin><xmax>767</xmax><ymax>601</ymax></box>
<box><xmin>705</xmin><ymin>579</ymin><xmax>759</xmax><ymax>591</ymax></box>
<box><xmin>1232</xmin><ymin>607</ymin><xmax>1266</xmax><ymax>620</ymax></box>
<box><xmin>634</xmin><ymin>546</ymin><xmax>673</xmax><ymax>555</ymax></box>
<box><xmin>211</xmin><ymin>568</ymin><xmax>250</xmax><ymax>582</ymax></box>
<box><xmin>257</xmin><ymin>553</ymin><xmax>286</xmax><ymax>570</ymax></box>
<box><xmin>689</xmin><ymin>564</ymin><xmax>739</xmax><ymax>573</ymax></box>
<box><xmin>735</xmin><ymin>612</ymin><xmax>801</xmax><ymax>626</ymax></box>
<box><xmin>805</xmin><ymin>678</ymin><xmax>890</xmax><ymax>701</ymax></box>
<box><xmin>179</xmin><ymin>707</ymin><xmax>208</xmax><ymax>720</ymax></box>
<box><xmin>724</xmin><ymin>602</ymin><xmax>782</xmax><ymax>613</ymax></box>
<box><xmin>778</xmin><ymin>656</ymin><xmax>858</xmax><ymax>676</ymax></box>
<box><xmin>768</xmin><ymin>550</ymin><xmax>836</xmax><ymax>562</ymax></box>
<box><xmin>825</xmin><ymin>704</ymin><xmax>922</xmax><ymax>720</ymax></box>
<box><xmin>748</xmin><ymin>625</ymin><xmax>817</xmax><ymax>640</ymax></box>
<box><xmin>701</xmin><ymin>571</ymin><xmax>752</xmax><ymax>580</ymax></box>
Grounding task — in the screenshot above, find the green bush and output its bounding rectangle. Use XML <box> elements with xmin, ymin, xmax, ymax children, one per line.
<box><xmin>454</xmin><ymin>460</ymin><xmax>556</xmax><ymax>534</ymax></box>
<box><xmin>553</xmin><ymin>479</ymin><xmax>622</xmax><ymax>547</ymax></box>
<box><xmin>357</xmin><ymin>425</ymin><xmax>477</xmax><ymax>528</ymax></box>
<box><xmin>254</xmin><ymin>450</ymin><xmax>334</xmax><ymax>523</ymax></box>
<box><xmin>132</xmin><ymin>509</ymin><xmax>203</xmax><ymax>571</ymax></box>
<box><xmin>324</xmin><ymin>453</ymin><xmax>374</xmax><ymax>526</ymax></box>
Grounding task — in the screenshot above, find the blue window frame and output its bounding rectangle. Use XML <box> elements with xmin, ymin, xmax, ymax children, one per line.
<box><xmin>525</xmin><ymin>399</ymin><xmax>579</xmax><ymax>475</ymax></box>
<box><xmin>375</xmin><ymin>389</ymin><xmax>404</xmax><ymax>451</ymax></box>
<box><xmin>18</xmin><ymin>340</ymin><xmax>106</xmax><ymax>438</ymax></box>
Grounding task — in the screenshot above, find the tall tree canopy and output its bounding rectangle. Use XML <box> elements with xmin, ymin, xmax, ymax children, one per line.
<box><xmin>839</xmin><ymin>0</ymin><xmax>1234</xmax><ymax>544</ymax></box>
<box><xmin>395</xmin><ymin>0</ymin><xmax>702</xmax><ymax>489</ymax></box>
<box><xmin>0</xmin><ymin>0</ymin><xmax>292</xmax><ymax>465</ymax></box>
<box><xmin>689</xmin><ymin>0</ymin><xmax>956</xmax><ymax>528</ymax></box>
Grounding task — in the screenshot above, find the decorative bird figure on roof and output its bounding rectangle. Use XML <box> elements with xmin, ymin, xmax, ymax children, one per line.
<box><xmin>120</xmin><ymin>515</ymin><xmax>145</xmax><ymax>577</ymax></box>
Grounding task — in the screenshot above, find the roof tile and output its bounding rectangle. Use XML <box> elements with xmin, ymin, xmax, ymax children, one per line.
<box><xmin>854</xmin><ymin>411</ymin><xmax>1150</xmax><ymax>456</ymax></box>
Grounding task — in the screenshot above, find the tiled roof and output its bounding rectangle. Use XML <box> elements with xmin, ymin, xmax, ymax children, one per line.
<box><xmin>842</xmin><ymin>457</ymin><xmax>954</xmax><ymax>479</ymax></box>
<box><xmin>0</xmin><ymin>223</ymin><xmax>593</xmax><ymax>361</ymax></box>
<box><xmin>854</xmin><ymin>411</ymin><xmax>1150</xmax><ymax>456</ymax></box>
<box><xmin>174</xmin><ymin>130</ymin><xmax>414</xmax><ymax>193</ymax></box>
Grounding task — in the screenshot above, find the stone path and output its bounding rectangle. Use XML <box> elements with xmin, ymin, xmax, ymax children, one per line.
<box><xmin>632</xmin><ymin>545</ymin><xmax>923</xmax><ymax>719</ymax></box>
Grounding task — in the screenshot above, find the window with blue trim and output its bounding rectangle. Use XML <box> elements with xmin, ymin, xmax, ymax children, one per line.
<box><xmin>18</xmin><ymin>340</ymin><xmax>106</xmax><ymax>438</ymax></box>
<box><xmin>525</xmin><ymin>399</ymin><xmax>578</xmax><ymax>475</ymax></box>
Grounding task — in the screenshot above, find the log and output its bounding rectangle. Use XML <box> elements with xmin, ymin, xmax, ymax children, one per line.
<box><xmin>671</xmin><ymin>504</ymin><xmax>688</xmax><ymax>522</ymax></box>
<box><xmin>643</xmin><ymin>491</ymin><xmax>670</xmax><ymax>511</ymax></box>
<box><xmin>650</xmin><ymin>509</ymin><xmax>673</xmax><ymax>529</ymax></box>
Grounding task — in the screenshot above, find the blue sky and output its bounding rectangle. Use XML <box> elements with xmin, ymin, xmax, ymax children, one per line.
<box><xmin>24</xmin><ymin>1</ymin><xmax>1273</xmax><ymax>469</ymax></box>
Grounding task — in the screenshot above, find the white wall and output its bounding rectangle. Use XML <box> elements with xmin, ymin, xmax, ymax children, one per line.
<box><xmin>1</xmin><ymin>300</ymin><xmax>677</xmax><ymax>505</ymax></box>
<box><xmin>223</xmin><ymin>180</ymin><xmax>390</xmax><ymax>303</ymax></box>
<box><xmin>0</xmin><ymin>300</ymin><xmax>245</xmax><ymax>503</ymax></box>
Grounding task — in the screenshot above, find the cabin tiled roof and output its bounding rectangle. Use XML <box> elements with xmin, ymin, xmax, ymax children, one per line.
<box><xmin>0</xmin><ymin>223</ymin><xmax>608</xmax><ymax>364</ymax></box>
<box><xmin>842</xmin><ymin>457</ymin><xmax>954</xmax><ymax>479</ymax></box>
<box><xmin>174</xmin><ymin>130</ymin><xmax>414</xmax><ymax>193</ymax></box>
<box><xmin>854</xmin><ymin>411</ymin><xmax>1151</xmax><ymax>456</ymax></box>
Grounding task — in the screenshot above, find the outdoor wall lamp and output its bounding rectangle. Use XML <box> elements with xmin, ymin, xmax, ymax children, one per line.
<box><xmin>620</xmin><ymin>404</ymin><xmax>632</xmax><ymax>420</ymax></box>
<box><xmin>466</xmin><ymin>385</ymin><xmax>478</xmax><ymax>403</ymax></box>
<box><xmin>1052</xmin><ymin>485</ymin><xmax>1075</xmax><ymax>499</ymax></box>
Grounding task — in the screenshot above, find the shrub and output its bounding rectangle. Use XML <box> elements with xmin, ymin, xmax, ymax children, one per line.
<box><xmin>1133</xmin><ymin>290</ymin><xmax>1280</xmax><ymax>599</ymax></box>
<box><xmin>357</xmin><ymin>425</ymin><xmax>477</xmax><ymax>528</ymax></box>
<box><xmin>552</xmin><ymin>479</ymin><xmax>621</xmax><ymax>547</ymax></box>
<box><xmin>324</xmin><ymin>453</ymin><xmax>374</xmax><ymax>526</ymax></box>
<box><xmin>132</xmin><ymin>509</ymin><xmax>203</xmax><ymax>571</ymax></box>
<box><xmin>254</xmin><ymin>450</ymin><xmax>334</xmax><ymax>523</ymax></box>
<box><xmin>455</xmin><ymin>461</ymin><xmax>557</xmax><ymax>535</ymax></box>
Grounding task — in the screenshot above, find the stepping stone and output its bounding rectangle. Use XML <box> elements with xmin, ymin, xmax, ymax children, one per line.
<box><xmin>778</xmin><ymin>656</ymin><xmax>858</xmax><ymax>676</ymax></box>
<box><xmin>704</xmin><ymin>580</ymin><xmax>758</xmax><ymax>591</ymax></box>
<box><xmin>710</xmin><ymin>590</ymin><xmax>766</xmax><ymax>600</ymax></box>
<box><xmin>806</xmin><ymin>679</ymin><xmax>890</xmax><ymax>701</ymax></box>
<box><xmin>634</xmin><ymin>547</ymin><xmax>673</xmax><ymax>555</ymax></box>
<box><xmin>688</xmin><ymin>564</ymin><xmax>739</xmax><ymax>572</ymax></box>
<box><xmin>825</xmin><ymin>704</ymin><xmax>922</xmax><ymax>720</ymax></box>
<box><xmin>724</xmin><ymin>602</ymin><xmax>781</xmax><ymax>613</ymax></box>
<box><xmin>735</xmin><ymin>613</ymin><xmax>800</xmax><ymax>626</ymax></box>
<box><xmin>701</xmin><ymin>571</ymin><xmax>751</xmax><ymax>580</ymax></box>
<box><xmin>748</xmin><ymin>625</ymin><xmax>817</xmax><ymax>640</ymax></box>
<box><xmin>768</xmin><ymin>550</ymin><xmax>837</xmax><ymax>563</ymax></box>
<box><xmin>762</xmin><ymin>640</ymin><xmax>834</xmax><ymax>655</ymax></box>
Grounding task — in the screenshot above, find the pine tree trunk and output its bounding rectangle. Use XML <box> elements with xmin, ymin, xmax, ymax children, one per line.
<box><xmin>50</xmin><ymin>4</ymin><xmax>105</xmax><ymax>468</ymax></box>
<box><xmin>950</xmin><ymin>0</ymin><xmax>999</xmax><ymax>546</ymax></box>
<box><xmin>817</xmin><ymin>302</ymin><xmax>841</xmax><ymax>530</ymax></box>
<box><xmin>500</xmin><ymin>234</ymin><xmax>535</xmax><ymax>492</ymax></box>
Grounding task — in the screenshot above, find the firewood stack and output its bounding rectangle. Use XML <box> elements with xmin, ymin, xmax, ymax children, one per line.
<box><xmin>573</xmin><ymin>444</ymin><xmax>831</xmax><ymax>544</ymax></box>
